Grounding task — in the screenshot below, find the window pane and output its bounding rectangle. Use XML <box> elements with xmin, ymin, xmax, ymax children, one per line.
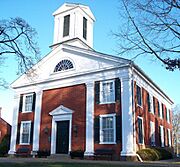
<box><xmin>21</xmin><ymin>122</ymin><xmax>31</xmax><ymax>144</ymax></box>
<box><xmin>101</xmin><ymin>116</ymin><xmax>114</xmax><ymax>143</ymax></box>
<box><xmin>83</xmin><ymin>17</ymin><xmax>87</xmax><ymax>39</ymax></box>
<box><xmin>63</xmin><ymin>15</ymin><xmax>70</xmax><ymax>37</ymax></box>
<box><xmin>138</xmin><ymin>118</ymin><xmax>143</xmax><ymax>144</ymax></box>
<box><xmin>101</xmin><ymin>81</ymin><xmax>115</xmax><ymax>103</ymax></box>
<box><xmin>25</xmin><ymin>95</ymin><xmax>33</xmax><ymax>112</ymax></box>
<box><xmin>136</xmin><ymin>85</ymin><xmax>142</xmax><ymax>106</ymax></box>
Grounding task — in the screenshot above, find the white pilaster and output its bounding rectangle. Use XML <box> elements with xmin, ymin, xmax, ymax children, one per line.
<box><xmin>121</xmin><ymin>76</ymin><xmax>136</xmax><ymax>157</ymax></box>
<box><xmin>8</xmin><ymin>94</ymin><xmax>20</xmax><ymax>155</ymax></box>
<box><xmin>32</xmin><ymin>90</ymin><xmax>43</xmax><ymax>152</ymax></box>
<box><xmin>84</xmin><ymin>82</ymin><xmax>94</xmax><ymax>156</ymax></box>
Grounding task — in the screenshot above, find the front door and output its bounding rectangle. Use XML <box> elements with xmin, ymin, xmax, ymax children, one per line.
<box><xmin>56</xmin><ymin>121</ymin><xmax>69</xmax><ymax>154</ymax></box>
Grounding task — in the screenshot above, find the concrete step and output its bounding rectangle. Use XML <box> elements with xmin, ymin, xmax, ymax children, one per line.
<box><xmin>48</xmin><ymin>154</ymin><xmax>70</xmax><ymax>160</ymax></box>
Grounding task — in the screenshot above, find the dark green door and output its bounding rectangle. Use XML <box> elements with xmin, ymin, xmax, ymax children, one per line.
<box><xmin>56</xmin><ymin>121</ymin><xmax>69</xmax><ymax>154</ymax></box>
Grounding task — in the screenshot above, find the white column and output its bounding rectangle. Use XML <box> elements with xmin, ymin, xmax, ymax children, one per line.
<box><xmin>32</xmin><ymin>90</ymin><xmax>43</xmax><ymax>153</ymax></box>
<box><xmin>121</xmin><ymin>76</ymin><xmax>136</xmax><ymax>157</ymax></box>
<box><xmin>8</xmin><ymin>94</ymin><xmax>20</xmax><ymax>155</ymax></box>
<box><xmin>84</xmin><ymin>82</ymin><xmax>94</xmax><ymax>156</ymax></box>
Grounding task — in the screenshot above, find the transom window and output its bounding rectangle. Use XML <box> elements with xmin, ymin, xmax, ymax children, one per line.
<box><xmin>100</xmin><ymin>114</ymin><xmax>116</xmax><ymax>144</ymax></box>
<box><xmin>54</xmin><ymin>59</ymin><xmax>74</xmax><ymax>72</ymax></box>
<box><xmin>100</xmin><ymin>80</ymin><xmax>115</xmax><ymax>104</ymax></box>
<box><xmin>20</xmin><ymin>121</ymin><xmax>31</xmax><ymax>145</ymax></box>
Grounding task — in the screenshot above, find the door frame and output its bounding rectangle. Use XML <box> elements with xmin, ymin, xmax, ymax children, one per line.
<box><xmin>49</xmin><ymin>105</ymin><xmax>73</xmax><ymax>154</ymax></box>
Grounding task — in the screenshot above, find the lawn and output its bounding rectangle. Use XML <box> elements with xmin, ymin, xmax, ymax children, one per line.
<box><xmin>0</xmin><ymin>161</ymin><xmax>179</xmax><ymax>167</ymax></box>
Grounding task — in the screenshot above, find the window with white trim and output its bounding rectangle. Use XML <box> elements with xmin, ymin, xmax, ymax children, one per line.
<box><xmin>158</xmin><ymin>101</ymin><xmax>163</xmax><ymax>119</ymax></box>
<box><xmin>63</xmin><ymin>15</ymin><xmax>70</xmax><ymax>37</ymax></box>
<box><xmin>137</xmin><ymin>117</ymin><xmax>144</xmax><ymax>144</ymax></box>
<box><xmin>54</xmin><ymin>59</ymin><xmax>74</xmax><ymax>72</ymax></box>
<box><xmin>100</xmin><ymin>114</ymin><xmax>116</xmax><ymax>144</ymax></box>
<box><xmin>136</xmin><ymin>85</ymin><xmax>142</xmax><ymax>106</ymax></box>
<box><xmin>167</xmin><ymin>129</ymin><xmax>171</xmax><ymax>147</ymax></box>
<box><xmin>167</xmin><ymin>109</ymin><xmax>170</xmax><ymax>123</ymax></box>
<box><xmin>150</xmin><ymin>121</ymin><xmax>155</xmax><ymax>146</ymax></box>
<box><xmin>159</xmin><ymin>125</ymin><xmax>164</xmax><ymax>147</ymax></box>
<box><xmin>147</xmin><ymin>92</ymin><xmax>154</xmax><ymax>113</ymax></box>
<box><xmin>23</xmin><ymin>93</ymin><xmax>34</xmax><ymax>112</ymax></box>
<box><xmin>100</xmin><ymin>80</ymin><xmax>115</xmax><ymax>104</ymax></box>
<box><xmin>20</xmin><ymin>121</ymin><xmax>31</xmax><ymax>145</ymax></box>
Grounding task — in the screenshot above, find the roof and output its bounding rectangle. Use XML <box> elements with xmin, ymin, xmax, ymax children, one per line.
<box><xmin>53</xmin><ymin>2</ymin><xmax>95</xmax><ymax>21</ymax></box>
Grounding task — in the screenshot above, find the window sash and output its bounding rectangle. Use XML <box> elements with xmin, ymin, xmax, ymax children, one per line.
<box><xmin>23</xmin><ymin>94</ymin><xmax>34</xmax><ymax>112</ymax></box>
<box><xmin>150</xmin><ymin>121</ymin><xmax>155</xmax><ymax>146</ymax></box>
<box><xmin>160</xmin><ymin>126</ymin><xmax>164</xmax><ymax>147</ymax></box>
<box><xmin>63</xmin><ymin>15</ymin><xmax>70</xmax><ymax>37</ymax></box>
<box><xmin>100</xmin><ymin>80</ymin><xmax>115</xmax><ymax>104</ymax></box>
<box><xmin>138</xmin><ymin>117</ymin><xmax>144</xmax><ymax>144</ymax></box>
<box><xmin>167</xmin><ymin>129</ymin><xmax>171</xmax><ymax>147</ymax></box>
<box><xmin>83</xmin><ymin>17</ymin><xmax>87</xmax><ymax>39</ymax></box>
<box><xmin>136</xmin><ymin>85</ymin><xmax>142</xmax><ymax>106</ymax></box>
<box><xmin>100</xmin><ymin>114</ymin><xmax>116</xmax><ymax>144</ymax></box>
<box><xmin>20</xmin><ymin>121</ymin><xmax>31</xmax><ymax>144</ymax></box>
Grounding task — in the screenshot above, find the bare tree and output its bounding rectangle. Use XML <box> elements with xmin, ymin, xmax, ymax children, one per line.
<box><xmin>172</xmin><ymin>104</ymin><xmax>180</xmax><ymax>156</ymax></box>
<box><xmin>115</xmin><ymin>0</ymin><xmax>180</xmax><ymax>71</ymax></box>
<box><xmin>0</xmin><ymin>17</ymin><xmax>40</xmax><ymax>77</ymax></box>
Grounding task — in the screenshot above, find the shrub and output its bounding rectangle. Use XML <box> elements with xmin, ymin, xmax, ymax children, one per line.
<box><xmin>70</xmin><ymin>150</ymin><xmax>84</xmax><ymax>159</ymax></box>
<box><xmin>0</xmin><ymin>134</ymin><xmax>10</xmax><ymax>157</ymax></box>
<box><xmin>37</xmin><ymin>150</ymin><xmax>50</xmax><ymax>158</ymax></box>
<box><xmin>137</xmin><ymin>147</ymin><xmax>172</xmax><ymax>161</ymax></box>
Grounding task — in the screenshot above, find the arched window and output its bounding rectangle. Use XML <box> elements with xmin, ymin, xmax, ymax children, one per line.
<box><xmin>54</xmin><ymin>59</ymin><xmax>74</xmax><ymax>72</ymax></box>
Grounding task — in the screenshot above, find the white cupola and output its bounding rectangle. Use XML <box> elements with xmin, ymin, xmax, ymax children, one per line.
<box><xmin>52</xmin><ymin>3</ymin><xmax>95</xmax><ymax>49</ymax></box>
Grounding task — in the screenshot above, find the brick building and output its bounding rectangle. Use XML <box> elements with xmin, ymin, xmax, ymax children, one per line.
<box><xmin>0</xmin><ymin>108</ymin><xmax>11</xmax><ymax>144</ymax></box>
<box><xmin>8</xmin><ymin>3</ymin><xmax>173</xmax><ymax>160</ymax></box>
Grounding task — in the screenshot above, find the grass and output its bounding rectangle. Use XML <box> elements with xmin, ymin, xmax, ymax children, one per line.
<box><xmin>0</xmin><ymin>161</ymin><xmax>179</xmax><ymax>167</ymax></box>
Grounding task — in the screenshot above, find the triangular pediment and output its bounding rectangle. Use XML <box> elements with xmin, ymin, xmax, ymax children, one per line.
<box><xmin>11</xmin><ymin>44</ymin><xmax>131</xmax><ymax>88</ymax></box>
<box><xmin>49</xmin><ymin>105</ymin><xmax>74</xmax><ymax>116</ymax></box>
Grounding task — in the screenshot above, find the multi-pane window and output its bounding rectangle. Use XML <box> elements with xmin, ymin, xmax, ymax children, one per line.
<box><xmin>100</xmin><ymin>114</ymin><xmax>116</xmax><ymax>144</ymax></box>
<box><xmin>150</xmin><ymin>121</ymin><xmax>155</xmax><ymax>146</ymax></box>
<box><xmin>63</xmin><ymin>15</ymin><xmax>70</xmax><ymax>37</ymax></box>
<box><xmin>100</xmin><ymin>80</ymin><xmax>115</xmax><ymax>104</ymax></box>
<box><xmin>24</xmin><ymin>94</ymin><xmax>33</xmax><ymax>112</ymax></box>
<box><xmin>161</xmin><ymin>104</ymin><xmax>164</xmax><ymax>119</ymax></box>
<box><xmin>159</xmin><ymin>125</ymin><xmax>164</xmax><ymax>147</ymax></box>
<box><xmin>20</xmin><ymin>121</ymin><xmax>31</xmax><ymax>144</ymax></box>
<box><xmin>54</xmin><ymin>59</ymin><xmax>74</xmax><ymax>72</ymax></box>
<box><xmin>83</xmin><ymin>17</ymin><xmax>87</xmax><ymax>40</ymax></box>
<box><xmin>167</xmin><ymin>129</ymin><xmax>171</xmax><ymax>147</ymax></box>
<box><xmin>147</xmin><ymin>92</ymin><xmax>153</xmax><ymax>113</ymax></box>
<box><xmin>136</xmin><ymin>85</ymin><xmax>142</xmax><ymax>106</ymax></box>
<box><xmin>158</xmin><ymin>101</ymin><xmax>163</xmax><ymax>118</ymax></box>
<box><xmin>167</xmin><ymin>109</ymin><xmax>170</xmax><ymax>123</ymax></box>
<box><xmin>138</xmin><ymin>117</ymin><xmax>144</xmax><ymax>144</ymax></box>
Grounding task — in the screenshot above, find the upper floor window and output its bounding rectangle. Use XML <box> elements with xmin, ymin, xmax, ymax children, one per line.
<box><xmin>147</xmin><ymin>92</ymin><xmax>153</xmax><ymax>113</ymax></box>
<box><xmin>19</xmin><ymin>93</ymin><xmax>36</xmax><ymax>113</ymax></box>
<box><xmin>20</xmin><ymin>121</ymin><xmax>31</xmax><ymax>145</ymax></box>
<box><xmin>167</xmin><ymin>129</ymin><xmax>171</xmax><ymax>147</ymax></box>
<box><xmin>63</xmin><ymin>15</ymin><xmax>70</xmax><ymax>37</ymax></box>
<box><xmin>136</xmin><ymin>85</ymin><xmax>142</xmax><ymax>106</ymax></box>
<box><xmin>166</xmin><ymin>109</ymin><xmax>170</xmax><ymax>123</ymax></box>
<box><xmin>83</xmin><ymin>17</ymin><xmax>87</xmax><ymax>40</ymax></box>
<box><xmin>100</xmin><ymin>80</ymin><xmax>115</xmax><ymax>104</ymax></box>
<box><xmin>161</xmin><ymin>103</ymin><xmax>164</xmax><ymax>119</ymax></box>
<box><xmin>54</xmin><ymin>59</ymin><xmax>74</xmax><ymax>72</ymax></box>
<box><xmin>100</xmin><ymin>114</ymin><xmax>116</xmax><ymax>144</ymax></box>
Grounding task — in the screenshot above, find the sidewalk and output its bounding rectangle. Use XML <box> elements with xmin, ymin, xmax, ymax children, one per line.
<box><xmin>0</xmin><ymin>157</ymin><xmax>179</xmax><ymax>167</ymax></box>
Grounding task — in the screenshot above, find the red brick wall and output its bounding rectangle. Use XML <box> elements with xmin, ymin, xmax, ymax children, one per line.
<box><xmin>94</xmin><ymin>89</ymin><xmax>122</xmax><ymax>158</ymax></box>
<box><xmin>0</xmin><ymin>118</ymin><xmax>11</xmax><ymax>143</ymax></box>
<box><xmin>39</xmin><ymin>84</ymin><xmax>86</xmax><ymax>152</ymax></box>
<box><xmin>16</xmin><ymin>111</ymin><xmax>34</xmax><ymax>153</ymax></box>
<box><xmin>134</xmin><ymin>81</ymin><xmax>173</xmax><ymax>150</ymax></box>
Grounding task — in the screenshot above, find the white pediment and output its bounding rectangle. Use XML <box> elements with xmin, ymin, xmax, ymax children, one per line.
<box><xmin>49</xmin><ymin>105</ymin><xmax>74</xmax><ymax>116</ymax></box>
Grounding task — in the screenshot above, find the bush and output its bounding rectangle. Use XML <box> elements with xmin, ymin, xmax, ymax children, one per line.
<box><xmin>37</xmin><ymin>150</ymin><xmax>50</xmax><ymax>158</ymax></box>
<box><xmin>137</xmin><ymin>147</ymin><xmax>173</xmax><ymax>161</ymax></box>
<box><xmin>70</xmin><ymin>150</ymin><xmax>84</xmax><ymax>159</ymax></box>
<box><xmin>0</xmin><ymin>134</ymin><xmax>10</xmax><ymax>157</ymax></box>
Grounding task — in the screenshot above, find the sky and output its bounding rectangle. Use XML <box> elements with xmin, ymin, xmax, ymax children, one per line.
<box><xmin>0</xmin><ymin>0</ymin><xmax>179</xmax><ymax>124</ymax></box>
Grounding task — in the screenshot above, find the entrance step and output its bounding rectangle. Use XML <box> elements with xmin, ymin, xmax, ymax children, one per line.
<box><xmin>48</xmin><ymin>154</ymin><xmax>70</xmax><ymax>160</ymax></box>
